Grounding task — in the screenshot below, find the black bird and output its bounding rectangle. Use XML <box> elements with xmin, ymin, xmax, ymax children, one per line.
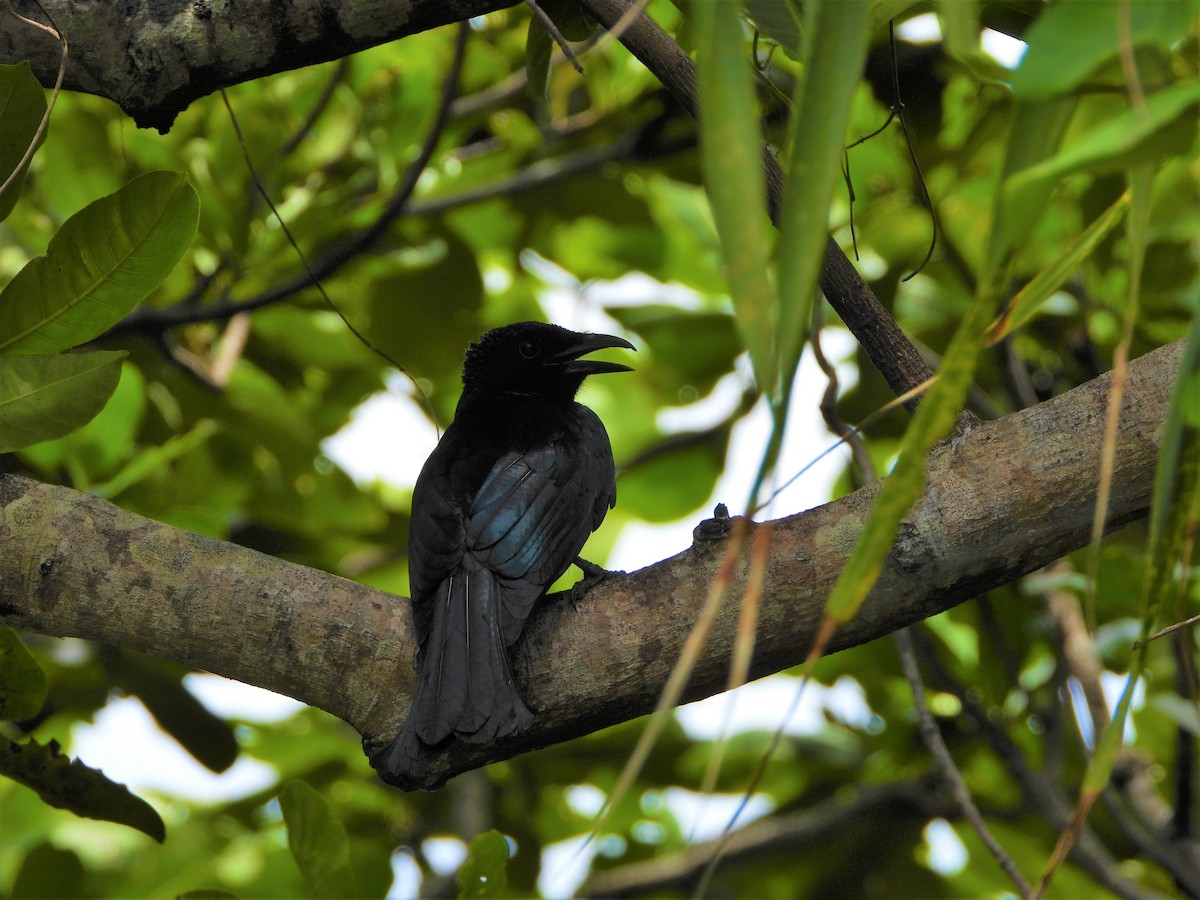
<box><xmin>374</xmin><ymin>322</ymin><xmax>634</xmax><ymax>776</ymax></box>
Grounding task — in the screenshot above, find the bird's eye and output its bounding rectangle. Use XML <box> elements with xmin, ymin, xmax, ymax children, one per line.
<box><xmin>517</xmin><ymin>340</ymin><xmax>538</xmax><ymax>360</ymax></box>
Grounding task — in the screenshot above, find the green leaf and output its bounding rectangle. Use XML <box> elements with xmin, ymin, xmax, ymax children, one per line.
<box><xmin>0</xmin><ymin>170</ymin><xmax>200</xmax><ymax>355</ymax></box>
<box><xmin>744</xmin><ymin>0</ymin><xmax>803</xmax><ymax>58</ymax></box>
<box><xmin>987</xmin><ymin>189</ymin><xmax>1132</xmax><ymax>344</ymax></box>
<box><xmin>0</xmin><ymin>61</ymin><xmax>47</xmax><ymax>223</ymax></box>
<box><xmin>1012</xmin><ymin>0</ymin><xmax>1198</xmax><ymax>99</ymax></box>
<box><xmin>824</xmin><ymin>284</ymin><xmax>996</xmax><ymax>625</ymax></box>
<box><xmin>94</xmin><ymin>418</ymin><xmax>219</xmax><ymax>500</ymax></box>
<box><xmin>541</xmin><ymin>0</ymin><xmax>595</xmax><ymax>41</ymax></box>
<box><xmin>694</xmin><ymin>0</ymin><xmax>778</xmax><ymax>403</ymax></box>
<box><xmin>765</xmin><ymin>0</ymin><xmax>871</xmax><ymax>500</ymax></box>
<box><xmin>104</xmin><ymin>650</ymin><xmax>238</xmax><ymax>773</ymax></box>
<box><xmin>0</xmin><ymin>734</ymin><xmax>166</xmax><ymax>841</ymax></box>
<box><xmin>279</xmin><ymin>779</ymin><xmax>358</xmax><ymax>899</ymax></box>
<box><xmin>936</xmin><ymin>0</ymin><xmax>978</xmax><ymax>61</ymax></box>
<box><xmin>1000</xmin><ymin>81</ymin><xmax>1200</xmax><ymax>255</ymax></box>
<box><xmin>776</xmin><ymin>0</ymin><xmax>872</xmax><ymax>391</ymax></box>
<box><xmin>525</xmin><ymin>17</ymin><xmax>553</xmax><ymax>100</ymax></box>
<box><xmin>10</xmin><ymin>843</ymin><xmax>86</xmax><ymax>899</ymax></box>
<box><xmin>0</xmin><ymin>351</ymin><xmax>126</xmax><ymax>453</ymax></box>
<box><xmin>457</xmin><ymin>829</ymin><xmax>510</xmax><ymax>898</ymax></box>
<box><xmin>984</xmin><ymin>98</ymin><xmax>1077</xmax><ymax>292</ymax></box>
<box><xmin>0</xmin><ymin>627</ymin><xmax>47</xmax><ymax>721</ymax></box>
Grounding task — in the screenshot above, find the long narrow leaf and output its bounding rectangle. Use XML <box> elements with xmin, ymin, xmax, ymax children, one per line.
<box><xmin>693</xmin><ymin>0</ymin><xmax>776</xmax><ymax>398</ymax></box>
<box><xmin>774</xmin><ymin>0</ymin><xmax>870</xmax><ymax>399</ymax></box>
<box><xmin>0</xmin><ymin>170</ymin><xmax>199</xmax><ymax>355</ymax></box>
<box><xmin>987</xmin><ymin>189</ymin><xmax>1132</xmax><ymax>345</ymax></box>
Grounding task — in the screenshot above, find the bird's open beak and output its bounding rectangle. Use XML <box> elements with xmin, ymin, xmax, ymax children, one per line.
<box><xmin>554</xmin><ymin>332</ymin><xmax>636</xmax><ymax>376</ymax></box>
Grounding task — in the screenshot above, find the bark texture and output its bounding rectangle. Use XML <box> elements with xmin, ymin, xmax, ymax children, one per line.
<box><xmin>0</xmin><ymin>0</ymin><xmax>515</xmax><ymax>131</ymax></box>
<box><xmin>0</xmin><ymin>340</ymin><xmax>1181</xmax><ymax>789</ymax></box>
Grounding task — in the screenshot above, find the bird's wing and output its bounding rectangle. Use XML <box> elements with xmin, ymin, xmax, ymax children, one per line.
<box><xmin>465</xmin><ymin>417</ymin><xmax>615</xmax><ymax>646</ymax></box>
<box><xmin>406</xmin><ymin>460</ymin><xmax>466</xmax><ymax>652</ymax></box>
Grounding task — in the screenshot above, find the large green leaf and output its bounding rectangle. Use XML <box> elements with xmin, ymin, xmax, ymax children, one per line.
<box><xmin>0</xmin><ymin>351</ymin><xmax>126</xmax><ymax>452</ymax></box>
<box><xmin>0</xmin><ymin>627</ymin><xmax>47</xmax><ymax>722</ymax></box>
<box><xmin>999</xmin><ymin>81</ymin><xmax>1200</xmax><ymax>256</ymax></box>
<box><xmin>457</xmin><ymin>829</ymin><xmax>511</xmax><ymax>898</ymax></box>
<box><xmin>1012</xmin><ymin>0</ymin><xmax>1198</xmax><ymax>99</ymax></box>
<box><xmin>279</xmin><ymin>779</ymin><xmax>358</xmax><ymax>899</ymax></box>
<box><xmin>0</xmin><ymin>734</ymin><xmax>165</xmax><ymax>842</ymax></box>
<box><xmin>0</xmin><ymin>170</ymin><xmax>199</xmax><ymax>355</ymax></box>
<box><xmin>0</xmin><ymin>61</ymin><xmax>47</xmax><ymax>223</ymax></box>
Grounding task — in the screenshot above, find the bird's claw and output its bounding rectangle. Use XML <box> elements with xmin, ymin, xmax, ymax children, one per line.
<box><xmin>567</xmin><ymin>556</ymin><xmax>622</xmax><ymax>609</ymax></box>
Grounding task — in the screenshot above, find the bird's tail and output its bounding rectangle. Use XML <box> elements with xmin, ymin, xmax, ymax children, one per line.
<box><xmin>374</xmin><ymin>567</ymin><xmax>534</xmax><ymax>776</ymax></box>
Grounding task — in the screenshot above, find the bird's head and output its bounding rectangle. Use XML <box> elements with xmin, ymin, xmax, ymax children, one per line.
<box><xmin>462</xmin><ymin>322</ymin><xmax>635</xmax><ymax>402</ymax></box>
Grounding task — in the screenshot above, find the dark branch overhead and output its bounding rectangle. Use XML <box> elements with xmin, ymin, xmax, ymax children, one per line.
<box><xmin>1</xmin><ymin>0</ymin><xmax>519</xmax><ymax>131</ymax></box>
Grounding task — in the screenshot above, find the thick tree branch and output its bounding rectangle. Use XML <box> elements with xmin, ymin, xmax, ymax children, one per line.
<box><xmin>0</xmin><ymin>341</ymin><xmax>1181</xmax><ymax>790</ymax></box>
<box><xmin>0</xmin><ymin>0</ymin><xmax>518</xmax><ymax>131</ymax></box>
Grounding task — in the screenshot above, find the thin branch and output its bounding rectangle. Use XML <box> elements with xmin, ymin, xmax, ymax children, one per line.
<box><xmin>895</xmin><ymin>626</ymin><xmax>1033</xmax><ymax>897</ymax></box>
<box><xmin>276</xmin><ymin>57</ymin><xmax>350</xmax><ymax>159</ymax></box>
<box><xmin>810</xmin><ymin>308</ymin><xmax>873</xmax><ymax>484</ymax></box>
<box><xmin>104</xmin><ymin>24</ymin><xmax>470</xmax><ymax>339</ymax></box>
<box><xmin>523</xmin><ymin>0</ymin><xmax>584</xmax><ymax>73</ymax></box>
<box><xmin>582</xmin><ymin>780</ymin><xmax>951</xmax><ymax>896</ymax></box>
<box><xmin>0</xmin><ymin>0</ymin><xmax>66</xmax><ymax>202</ymax></box>
<box><xmin>911</xmin><ymin>627</ymin><xmax>1160</xmax><ymax>900</ymax></box>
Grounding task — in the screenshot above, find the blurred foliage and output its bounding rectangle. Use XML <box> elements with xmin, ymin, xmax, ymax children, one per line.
<box><xmin>1</xmin><ymin>0</ymin><xmax>1198</xmax><ymax>897</ymax></box>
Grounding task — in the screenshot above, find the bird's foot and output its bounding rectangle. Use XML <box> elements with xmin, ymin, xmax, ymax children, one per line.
<box><xmin>567</xmin><ymin>556</ymin><xmax>622</xmax><ymax>608</ymax></box>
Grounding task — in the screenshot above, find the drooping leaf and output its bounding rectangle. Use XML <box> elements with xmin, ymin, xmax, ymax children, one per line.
<box><xmin>525</xmin><ymin>16</ymin><xmax>554</xmax><ymax>100</ymax></box>
<box><xmin>9</xmin><ymin>843</ymin><xmax>87</xmax><ymax>899</ymax></box>
<box><xmin>0</xmin><ymin>170</ymin><xmax>199</xmax><ymax>355</ymax></box>
<box><xmin>743</xmin><ymin>0</ymin><xmax>803</xmax><ymax>58</ymax></box>
<box><xmin>457</xmin><ymin>829</ymin><xmax>510</xmax><ymax>898</ymax></box>
<box><xmin>1000</xmin><ymin>81</ymin><xmax>1200</xmax><ymax>255</ymax></box>
<box><xmin>0</xmin><ymin>627</ymin><xmax>47</xmax><ymax>722</ymax></box>
<box><xmin>279</xmin><ymin>779</ymin><xmax>358</xmax><ymax>899</ymax></box>
<box><xmin>103</xmin><ymin>650</ymin><xmax>238</xmax><ymax>773</ymax></box>
<box><xmin>0</xmin><ymin>351</ymin><xmax>126</xmax><ymax>452</ymax></box>
<box><xmin>0</xmin><ymin>61</ymin><xmax>47</xmax><ymax>223</ymax></box>
<box><xmin>0</xmin><ymin>734</ymin><xmax>165</xmax><ymax>841</ymax></box>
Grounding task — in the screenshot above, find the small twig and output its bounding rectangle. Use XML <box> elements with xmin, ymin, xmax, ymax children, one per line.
<box><xmin>1131</xmin><ymin>613</ymin><xmax>1200</xmax><ymax>650</ymax></box>
<box><xmin>0</xmin><ymin>0</ymin><xmax>67</xmax><ymax>202</ymax></box>
<box><xmin>1045</xmin><ymin>570</ymin><xmax>1110</xmax><ymax>740</ymax></box>
<box><xmin>523</xmin><ymin>0</ymin><xmax>584</xmax><ymax>73</ymax></box>
<box><xmin>583</xmin><ymin>780</ymin><xmax>950</xmax><ymax>896</ymax></box>
<box><xmin>810</xmin><ymin>304</ymin><xmax>874</xmax><ymax>482</ymax></box>
<box><xmin>896</xmin><ymin>627</ymin><xmax>1033</xmax><ymax>897</ymax></box>
<box><xmin>276</xmin><ymin>58</ymin><xmax>349</xmax><ymax>159</ymax></box>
